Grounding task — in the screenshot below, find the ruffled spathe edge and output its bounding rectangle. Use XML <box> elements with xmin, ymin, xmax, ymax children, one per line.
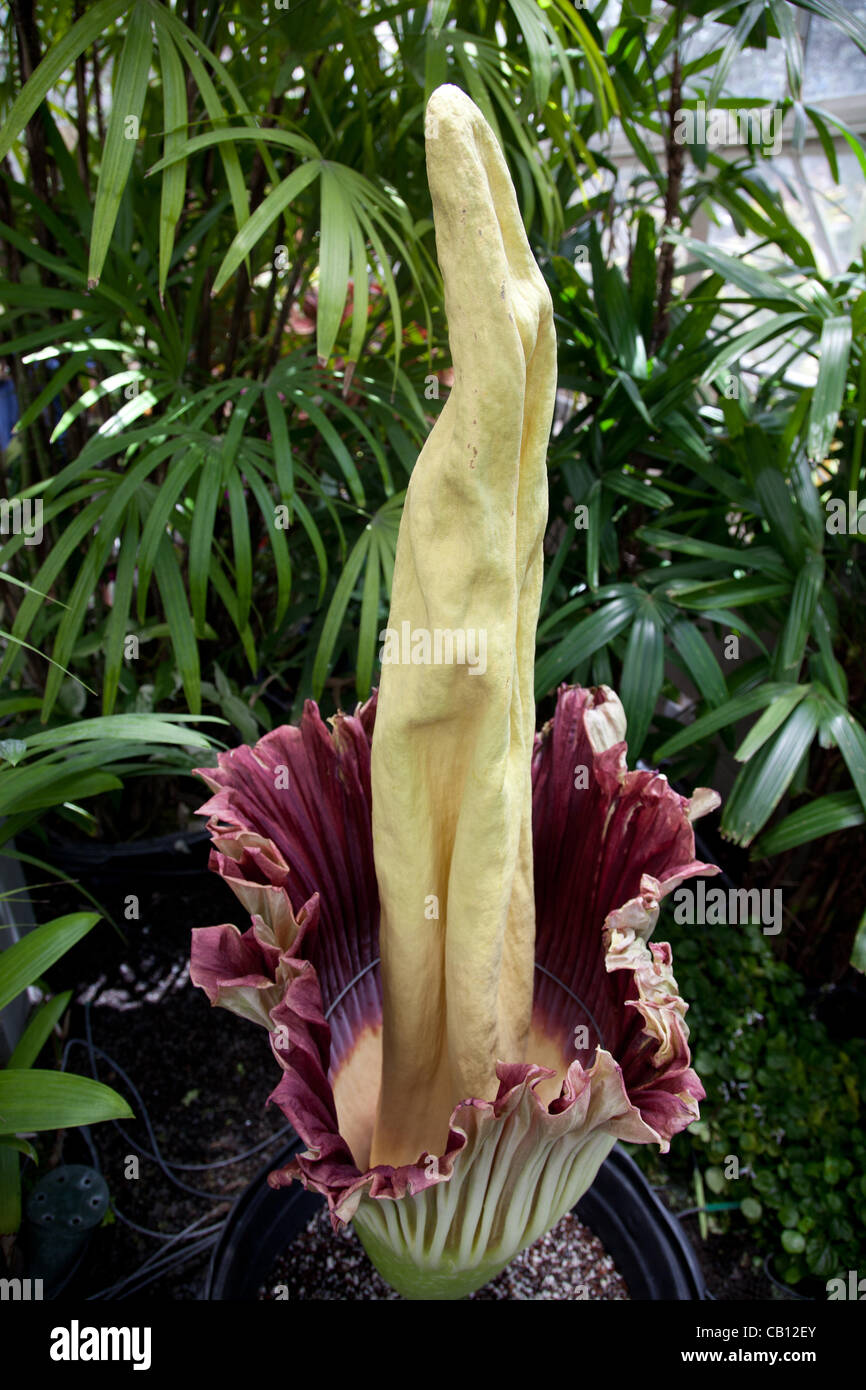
<box><xmin>189</xmin><ymin>684</ymin><xmax>718</xmax><ymax>1228</ymax></box>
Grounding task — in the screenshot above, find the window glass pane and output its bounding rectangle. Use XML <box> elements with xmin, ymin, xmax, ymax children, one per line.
<box><xmin>803</xmin><ymin>3</ymin><xmax>866</xmax><ymax>97</ymax></box>
<box><xmin>681</xmin><ymin>18</ymin><xmax>788</xmax><ymax>100</ymax></box>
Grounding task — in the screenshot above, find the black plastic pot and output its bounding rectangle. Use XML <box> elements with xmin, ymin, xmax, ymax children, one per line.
<box><xmin>23</xmin><ymin>826</ymin><xmax>211</xmax><ymax>890</ymax></box>
<box><xmin>206</xmin><ymin>1139</ymin><xmax>705</xmax><ymax>1301</ymax></box>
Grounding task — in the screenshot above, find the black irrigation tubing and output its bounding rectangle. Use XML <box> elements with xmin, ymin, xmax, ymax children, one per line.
<box><xmin>88</xmin><ymin>1233</ymin><xmax>220</xmax><ymax>1302</ymax></box>
<box><xmin>47</xmin><ymin>998</ymin><xmax>300</xmax><ymax>1295</ymax></box>
<box><xmin>85</xmin><ymin>1210</ymin><xmax>223</xmax><ymax>1300</ymax></box>
<box><xmin>109</xmin><ymin>1205</ymin><xmax>224</xmax><ymax>1243</ymax></box>
<box><xmin>72</xmin><ymin>998</ymin><xmax>293</xmax><ymax>1192</ymax></box>
<box><xmin>112</xmin><ymin>1238</ymin><xmax>220</xmax><ymax>1302</ymax></box>
<box><xmin>62</xmin><ymin>1035</ymin><xmax>227</xmax><ymax>1204</ymax></box>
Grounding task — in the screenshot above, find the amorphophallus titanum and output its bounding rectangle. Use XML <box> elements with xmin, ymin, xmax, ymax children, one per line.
<box><xmin>190</xmin><ymin>85</ymin><xmax>720</xmax><ymax>1299</ymax></box>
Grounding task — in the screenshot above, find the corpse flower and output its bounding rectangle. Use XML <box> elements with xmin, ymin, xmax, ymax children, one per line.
<box><xmin>190</xmin><ymin>86</ymin><xmax>720</xmax><ymax>1300</ymax></box>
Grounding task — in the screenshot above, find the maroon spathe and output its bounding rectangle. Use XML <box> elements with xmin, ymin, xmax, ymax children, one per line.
<box><xmin>190</xmin><ymin>684</ymin><xmax>716</xmax><ymax>1226</ymax></box>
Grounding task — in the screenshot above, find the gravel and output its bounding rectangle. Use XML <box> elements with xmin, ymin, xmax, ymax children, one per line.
<box><xmin>259</xmin><ymin>1205</ymin><xmax>631</xmax><ymax>1301</ymax></box>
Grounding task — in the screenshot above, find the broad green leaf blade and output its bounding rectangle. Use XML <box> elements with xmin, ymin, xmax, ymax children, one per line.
<box><xmin>775</xmin><ymin>554</ymin><xmax>824</xmax><ymax>679</ymax></box>
<box><xmin>667</xmin><ymin>616</ymin><xmax>728</xmax><ymax>708</ymax></box>
<box><xmin>535</xmin><ymin>594</ymin><xmax>638</xmax><ymax>699</ymax></box>
<box><xmin>356</xmin><ymin>526</ymin><xmax>382</xmax><ymax>699</ymax></box>
<box><xmin>22</xmin><ymin>715</ymin><xmax>214</xmax><ymax>754</ymax></box>
<box><xmin>88</xmin><ymin>4</ymin><xmax>153</xmax><ymax>287</ymax></box>
<box><xmin>0</xmin><ymin>914</ymin><xmax>100</xmax><ymax>1012</ymax></box>
<box><xmin>0</xmin><ymin>1071</ymin><xmax>133</xmax><ymax>1135</ymax></box>
<box><xmin>826</xmin><ymin>709</ymin><xmax>866</xmax><ymax>811</ymax></box>
<box><xmin>807</xmin><ymin>315</ymin><xmax>852</xmax><ymax>462</ymax></box>
<box><xmin>754</xmin><ymin>463</ymin><xmax>806</xmax><ymax>571</ymax></box>
<box><xmin>264</xmin><ymin>388</ymin><xmax>294</xmax><ymax>505</ymax></box>
<box><xmin>154</xmin><ymin>535</ymin><xmax>201</xmax><ymax>714</ymax></box>
<box><xmin>155</xmin><ymin>26</ymin><xmax>187</xmax><ymax>300</ymax></box>
<box><xmin>507</xmin><ymin>0</ymin><xmax>553</xmax><ymax>107</ymax></box>
<box><xmin>755</xmin><ymin>790</ymin><xmax>864</xmax><ymax>857</ymax></box>
<box><xmin>734</xmin><ymin>686</ymin><xmax>810</xmax><ymax>763</ymax></box>
<box><xmin>317</xmin><ymin>167</ymin><xmax>352</xmax><ymax>367</ymax></box>
<box><xmin>226</xmin><ymin>466</ymin><xmax>253</xmax><ymax>631</ymax></box>
<box><xmin>603</xmin><ymin>472</ymin><xmax>672</xmax><ymax>510</ymax></box>
<box><xmin>8</xmin><ymin>992</ymin><xmax>72</xmax><ymax>1070</ymax></box>
<box><xmin>618</xmin><ymin>609</ymin><xmax>664</xmax><ymax>761</ymax></box>
<box><xmin>188</xmin><ymin>461</ymin><xmax>222</xmax><ymax>635</ymax></box>
<box><xmin>722</xmin><ymin>698</ymin><xmax>821</xmax><ymax>846</ymax></box>
<box><xmin>654</xmin><ymin>683</ymin><xmax>795</xmax><ymax>760</ymax></box>
<box><xmin>212</xmin><ymin>161</ymin><xmax>320</xmax><ymax>297</ymax></box>
<box><xmin>586</xmin><ymin>481</ymin><xmax>602</xmax><ymax>592</ymax></box>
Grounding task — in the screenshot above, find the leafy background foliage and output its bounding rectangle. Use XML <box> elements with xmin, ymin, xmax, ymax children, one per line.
<box><xmin>1</xmin><ymin>0</ymin><xmax>866</xmax><ymax>1287</ymax></box>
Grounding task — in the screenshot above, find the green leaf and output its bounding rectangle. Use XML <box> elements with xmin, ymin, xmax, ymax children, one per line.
<box><xmin>723</xmin><ymin>699</ymin><xmax>821</xmax><ymax>845</ymax></box>
<box><xmin>317</xmin><ymin>165</ymin><xmax>352</xmax><ymax>366</ymax></box>
<box><xmin>88</xmin><ymin>4</ymin><xmax>153</xmax><ymax>287</ymax></box>
<box><xmin>0</xmin><ymin>914</ymin><xmax>100</xmax><ymax>1012</ymax></box>
<box><xmin>754</xmin><ymin>791</ymin><xmax>864</xmax><ymax>856</ymax></box>
<box><xmin>0</xmin><ymin>1143</ymin><xmax>21</xmax><ymax>1233</ymax></box>
<box><xmin>825</xmin><ymin>709</ymin><xmax>866</xmax><ymax>811</ymax></box>
<box><xmin>188</xmin><ymin>461</ymin><xmax>222</xmax><ymax>636</ymax></box>
<box><xmin>264</xmin><ymin>388</ymin><xmax>294</xmax><ymax>505</ymax></box>
<box><xmin>22</xmin><ymin>716</ymin><xmax>214</xmax><ymax>755</ymax></box>
<box><xmin>356</xmin><ymin>527</ymin><xmax>382</xmax><ymax>699</ymax></box>
<box><xmin>154</xmin><ymin>535</ymin><xmax>200</xmax><ymax>714</ymax></box>
<box><xmin>734</xmin><ymin>686</ymin><xmax>810</xmax><ymax>763</ymax></box>
<box><xmin>0</xmin><ymin>1136</ymin><xmax>37</xmax><ymax>1159</ymax></box>
<box><xmin>807</xmin><ymin>315</ymin><xmax>852</xmax><ymax>462</ymax></box>
<box><xmin>226</xmin><ymin>466</ymin><xmax>253</xmax><ymax>631</ymax></box>
<box><xmin>535</xmin><ymin>594</ymin><xmax>638</xmax><ymax>699</ymax></box>
<box><xmin>654</xmin><ymin>683</ymin><xmax>795</xmax><ymax>760</ymax></box>
<box><xmin>672</xmin><ymin>578</ymin><xmax>791</xmax><ymax>610</ymax></box>
<box><xmin>775</xmin><ymin>554</ymin><xmax>824</xmax><ymax>679</ymax></box>
<box><xmin>212</xmin><ymin>161</ymin><xmax>320</xmax><ymax>297</ymax></box>
<box><xmin>102</xmin><ymin>511</ymin><xmax>140</xmax><ymax>715</ymax></box>
<box><xmin>667</xmin><ymin>616</ymin><xmax>728</xmax><ymax>708</ymax></box>
<box><xmin>618</xmin><ymin>609</ymin><xmax>664</xmax><ymax>760</ymax></box>
<box><xmin>754</xmin><ymin>463</ymin><xmax>806</xmax><ymax>571</ymax></box>
<box><xmin>702</xmin><ymin>312</ymin><xmax>806</xmax><ymax>384</ymax></box>
<box><xmin>8</xmin><ymin>993</ymin><xmax>72</xmax><ymax>1070</ymax></box>
<box><xmin>155</xmin><ymin>26</ymin><xmax>188</xmax><ymax>300</ymax></box>
<box><xmin>639</xmin><ymin>526</ymin><xmax>788</xmax><ymax>580</ymax></box>
<box><xmin>311</xmin><ymin>529</ymin><xmax>372</xmax><ymax>698</ymax></box>
<box><xmin>603</xmin><ymin>473</ymin><xmax>672</xmax><ymax>510</ymax></box>
<box><xmin>0</xmin><ymin>1071</ymin><xmax>133</xmax><ymax>1135</ymax></box>
<box><xmin>242</xmin><ymin>458</ymin><xmax>292</xmax><ymax>630</ymax></box>
<box><xmin>507</xmin><ymin>0</ymin><xmax>553</xmax><ymax>107</ymax></box>
<box><xmin>0</xmin><ymin>0</ymin><xmax>128</xmax><ymax>164</ymax></box>
<box><xmin>586</xmin><ymin>480</ymin><xmax>602</xmax><ymax>592</ymax></box>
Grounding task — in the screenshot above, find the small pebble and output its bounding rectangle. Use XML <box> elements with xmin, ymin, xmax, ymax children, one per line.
<box><xmin>259</xmin><ymin>1206</ymin><xmax>630</xmax><ymax>1300</ymax></box>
